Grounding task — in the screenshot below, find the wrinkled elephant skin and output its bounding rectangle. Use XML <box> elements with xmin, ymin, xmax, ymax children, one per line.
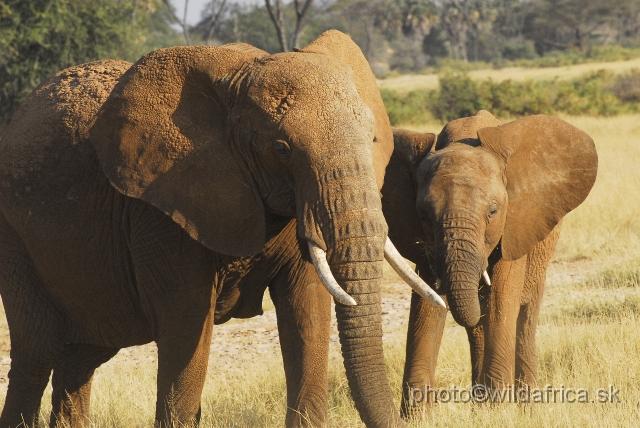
<box><xmin>0</xmin><ymin>30</ymin><xmax>408</xmax><ymax>428</ymax></box>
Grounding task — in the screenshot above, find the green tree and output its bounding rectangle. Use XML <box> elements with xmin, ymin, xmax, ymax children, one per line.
<box><xmin>212</xmin><ymin>3</ymin><xmax>282</xmax><ymax>53</ymax></box>
<box><xmin>525</xmin><ymin>0</ymin><xmax>635</xmax><ymax>53</ymax></box>
<box><xmin>0</xmin><ymin>0</ymin><xmax>179</xmax><ymax>129</ymax></box>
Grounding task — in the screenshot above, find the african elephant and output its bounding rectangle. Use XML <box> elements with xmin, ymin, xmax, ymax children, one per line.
<box><xmin>203</xmin><ymin>110</ymin><xmax>596</xmax><ymax>423</ymax></box>
<box><xmin>383</xmin><ymin>111</ymin><xmax>598</xmax><ymax>415</ymax></box>
<box><xmin>0</xmin><ymin>30</ymin><xmax>441</xmax><ymax>428</ymax></box>
<box><xmin>41</xmin><ymin>214</ymin><xmax>439</xmax><ymax>428</ymax></box>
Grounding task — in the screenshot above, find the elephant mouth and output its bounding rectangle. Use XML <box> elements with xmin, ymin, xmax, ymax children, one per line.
<box><xmin>308</xmin><ymin>238</ymin><xmax>445</xmax><ymax>308</ymax></box>
<box><xmin>435</xmin><ymin>269</ymin><xmax>492</xmax><ymax>292</ymax></box>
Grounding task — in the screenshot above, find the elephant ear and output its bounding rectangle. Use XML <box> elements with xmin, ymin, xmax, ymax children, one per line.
<box><xmin>382</xmin><ymin>128</ymin><xmax>437</xmax><ymax>263</ymax></box>
<box><xmin>477</xmin><ymin>115</ymin><xmax>598</xmax><ymax>261</ymax></box>
<box><xmin>297</xmin><ymin>30</ymin><xmax>393</xmax><ymax>190</ymax></box>
<box><xmin>392</xmin><ymin>127</ymin><xmax>437</xmax><ymax>163</ymax></box>
<box><xmin>90</xmin><ymin>44</ymin><xmax>270</xmax><ymax>257</ymax></box>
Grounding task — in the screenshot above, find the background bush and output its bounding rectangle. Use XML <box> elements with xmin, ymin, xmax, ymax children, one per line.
<box><xmin>379</xmin><ymin>89</ymin><xmax>435</xmax><ymax>125</ymax></box>
<box><xmin>382</xmin><ymin>69</ymin><xmax>640</xmax><ymax>125</ymax></box>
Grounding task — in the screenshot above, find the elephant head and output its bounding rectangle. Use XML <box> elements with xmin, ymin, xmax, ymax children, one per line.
<box><xmin>89</xmin><ymin>30</ymin><xmax>439</xmax><ymax>427</ymax></box>
<box><xmin>384</xmin><ymin>111</ymin><xmax>598</xmax><ymax>327</ymax></box>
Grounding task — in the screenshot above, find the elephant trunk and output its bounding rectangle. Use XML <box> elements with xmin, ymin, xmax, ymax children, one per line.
<box><xmin>331</xmin><ymin>227</ymin><xmax>402</xmax><ymax>428</ymax></box>
<box><xmin>303</xmin><ymin>162</ymin><xmax>404</xmax><ymax>427</ymax></box>
<box><xmin>437</xmin><ymin>215</ymin><xmax>483</xmax><ymax>328</ymax></box>
<box><xmin>333</xmin><ymin>261</ymin><xmax>402</xmax><ymax>428</ymax></box>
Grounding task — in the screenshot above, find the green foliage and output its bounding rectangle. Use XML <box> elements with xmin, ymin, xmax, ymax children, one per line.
<box><xmin>212</xmin><ymin>4</ymin><xmax>282</xmax><ymax>54</ymax></box>
<box><xmin>383</xmin><ymin>69</ymin><xmax>640</xmax><ymax>125</ymax></box>
<box><xmin>434</xmin><ymin>73</ymin><xmax>481</xmax><ymax>122</ymax></box>
<box><xmin>610</xmin><ymin>69</ymin><xmax>640</xmax><ymax>102</ymax></box>
<box><xmin>500</xmin><ymin>40</ymin><xmax>539</xmax><ymax>61</ymax></box>
<box><xmin>402</xmin><ymin>46</ymin><xmax>640</xmax><ymax>76</ymax></box>
<box><xmin>476</xmin><ymin>79</ymin><xmax>553</xmax><ymax>116</ymax></box>
<box><xmin>380</xmin><ymin>88</ymin><xmax>435</xmax><ymax>125</ymax></box>
<box><xmin>587</xmin><ymin>45</ymin><xmax>640</xmax><ymax>62</ymax></box>
<box><xmin>552</xmin><ymin>71</ymin><xmax>621</xmax><ymax>116</ymax></box>
<box><xmin>0</xmin><ymin>0</ymin><xmax>179</xmax><ymax>129</ymax></box>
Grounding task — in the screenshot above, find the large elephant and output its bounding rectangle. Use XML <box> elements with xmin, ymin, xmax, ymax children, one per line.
<box><xmin>383</xmin><ymin>111</ymin><xmax>598</xmax><ymax>415</ymax></box>
<box><xmin>0</xmin><ymin>30</ymin><xmax>441</xmax><ymax>428</ymax></box>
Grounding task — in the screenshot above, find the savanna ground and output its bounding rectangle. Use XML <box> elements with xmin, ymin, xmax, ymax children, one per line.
<box><xmin>1</xmin><ymin>62</ymin><xmax>640</xmax><ymax>427</ymax></box>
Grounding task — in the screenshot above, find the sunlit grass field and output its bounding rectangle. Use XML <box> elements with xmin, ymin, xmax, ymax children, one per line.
<box><xmin>1</xmin><ymin>113</ymin><xmax>639</xmax><ymax>426</ymax></box>
<box><xmin>377</xmin><ymin>58</ymin><xmax>640</xmax><ymax>92</ymax></box>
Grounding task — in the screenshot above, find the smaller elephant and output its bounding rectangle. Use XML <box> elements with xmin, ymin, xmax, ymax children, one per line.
<box><xmin>382</xmin><ymin>111</ymin><xmax>598</xmax><ymax>415</ymax></box>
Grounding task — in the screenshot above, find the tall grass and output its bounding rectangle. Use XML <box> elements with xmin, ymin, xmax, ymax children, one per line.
<box><xmin>3</xmin><ymin>114</ymin><xmax>640</xmax><ymax>427</ymax></box>
<box><xmin>553</xmin><ymin>115</ymin><xmax>640</xmax><ymax>263</ymax></box>
<box><xmin>36</xmin><ymin>309</ymin><xmax>640</xmax><ymax>427</ymax></box>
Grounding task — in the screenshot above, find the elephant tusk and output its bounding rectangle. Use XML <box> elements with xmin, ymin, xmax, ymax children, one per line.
<box><xmin>435</xmin><ymin>278</ymin><xmax>442</xmax><ymax>290</ymax></box>
<box><xmin>482</xmin><ymin>270</ymin><xmax>491</xmax><ymax>286</ymax></box>
<box><xmin>307</xmin><ymin>242</ymin><xmax>357</xmax><ymax>306</ymax></box>
<box><xmin>384</xmin><ymin>238</ymin><xmax>446</xmax><ymax>308</ymax></box>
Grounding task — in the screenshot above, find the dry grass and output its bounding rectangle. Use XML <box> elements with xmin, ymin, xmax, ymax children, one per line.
<box><xmin>2</xmin><ymin>114</ymin><xmax>640</xmax><ymax>426</ymax></box>
<box><xmin>377</xmin><ymin>58</ymin><xmax>640</xmax><ymax>92</ymax></box>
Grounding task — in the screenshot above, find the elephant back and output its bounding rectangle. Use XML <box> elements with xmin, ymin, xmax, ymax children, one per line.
<box><xmin>0</xmin><ymin>60</ymin><xmax>132</xmax><ymax>233</ymax></box>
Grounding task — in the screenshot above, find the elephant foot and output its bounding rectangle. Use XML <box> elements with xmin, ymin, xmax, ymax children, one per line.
<box><xmin>400</xmin><ymin>384</ymin><xmax>438</xmax><ymax>420</ymax></box>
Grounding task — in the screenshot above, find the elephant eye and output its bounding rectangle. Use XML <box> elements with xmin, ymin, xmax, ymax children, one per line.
<box><xmin>273</xmin><ymin>140</ymin><xmax>291</xmax><ymax>158</ymax></box>
<box><xmin>487</xmin><ymin>202</ymin><xmax>499</xmax><ymax>219</ymax></box>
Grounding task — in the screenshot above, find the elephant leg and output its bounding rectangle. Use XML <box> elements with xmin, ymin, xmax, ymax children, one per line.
<box><xmin>127</xmin><ymin>208</ymin><xmax>217</xmax><ymax>427</ymax></box>
<box><xmin>515</xmin><ymin>224</ymin><xmax>561</xmax><ymax>386</ymax></box>
<box><xmin>2</xmin><ymin>330</ymin><xmax>58</xmax><ymax>428</ymax></box>
<box><xmin>479</xmin><ymin>256</ymin><xmax>527</xmax><ymax>390</ymax></box>
<box><xmin>269</xmin><ymin>251</ymin><xmax>331</xmax><ymax>428</ymax></box>
<box><xmin>400</xmin><ymin>291</ymin><xmax>447</xmax><ymax>419</ymax></box>
<box><xmin>154</xmin><ymin>305</ymin><xmax>214</xmax><ymax>427</ymax></box>
<box><xmin>0</xmin><ymin>219</ymin><xmax>62</xmax><ymax>428</ymax></box>
<box><xmin>514</xmin><ymin>294</ymin><xmax>541</xmax><ymax>388</ymax></box>
<box><xmin>49</xmin><ymin>344</ymin><xmax>119</xmax><ymax>427</ymax></box>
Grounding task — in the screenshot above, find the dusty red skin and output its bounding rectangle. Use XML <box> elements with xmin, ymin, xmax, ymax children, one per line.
<box><xmin>0</xmin><ymin>30</ymin><xmax>404</xmax><ymax>428</ymax></box>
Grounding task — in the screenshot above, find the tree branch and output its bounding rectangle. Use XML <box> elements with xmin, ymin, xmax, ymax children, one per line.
<box><xmin>205</xmin><ymin>0</ymin><xmax>228</xmax><ymax>45</ymax></box>
<box><xmin>265</xmin><ymin>0</ymin><xmax>289</xmax><ymax>52</ymax></box>
<box><xmin>162</xmin><ymin>0</ymin><xmax>191</xmax><ymax>45</ymax></box>
<box><xmin>292</xmin><ymin>0</ymin><xmax>314</xmax><ymax>49</ymax></box>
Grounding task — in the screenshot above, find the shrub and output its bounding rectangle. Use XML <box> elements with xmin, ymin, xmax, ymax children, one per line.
<box><xmin>381</xmin><ymin>69</ymin><xmax>640</xmax><ymax>126</ymax></box>
<box><xmin>501</xmin><ymin>39</ymin><xmax>538</xmax><ymax>61</ymax></box>
<box><xmin>587</xmin><ymin>45</ymin><xmax>640</xmax><ymax>62</ymax></box>
<box><xmin>610</xmin><ymin>69</ymin><xmax>640</xmax><ymax>102</ymax></box>
<box><xmin>379</xmin><ymin>88</ymin><xmax>434</xmax><ymax>125</ymax></box>
<box><xmin>554</xmin><ymin>70</ymin><xmax>624</xmax><ymax>116</ymax></box>
<box><xmin>433</xmin><ymin>72</ymin><xmax>481</xmax><ymax>121</ymax></box>
<box><xmin>477</xmin><ymin>78</ymin><xmax>554</xmax><ymax>116</ymax></box>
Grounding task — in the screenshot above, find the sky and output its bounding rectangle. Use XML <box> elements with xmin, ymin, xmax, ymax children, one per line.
<box><xmin>170</xmin><ymin>0</ymin><xmax>257</xmax><ymax>25</ymax></box>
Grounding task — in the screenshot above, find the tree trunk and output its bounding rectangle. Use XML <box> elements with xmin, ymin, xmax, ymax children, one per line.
<box><xmin>265</xmin><ymin>0</ymin><xmax>289</xmax><ymax>52</ymax></box>
<box><xmin>205</xmin><ymin>0</ymin><xmax>228</xmax><ymax>46</ymax></box>
<box><xmin>292</xmin><ymin>0</ymin><xmax>314</xmax><ymax>50</ymax></box>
